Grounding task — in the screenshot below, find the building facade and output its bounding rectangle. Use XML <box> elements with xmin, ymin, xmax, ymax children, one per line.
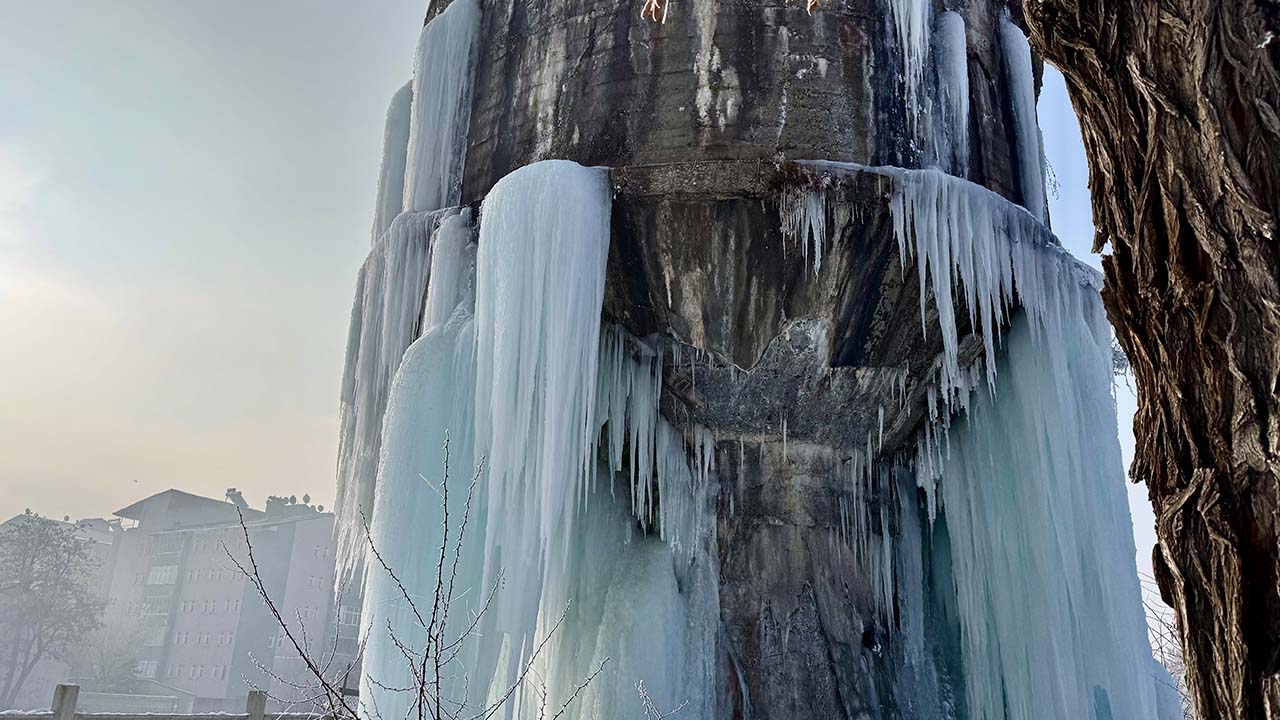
<box><xmin>4</xmin><ymin>490</ymin><xmax>361</xmax><ymax>712</ymax></box>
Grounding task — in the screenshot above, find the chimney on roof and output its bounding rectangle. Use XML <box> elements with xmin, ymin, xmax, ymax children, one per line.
<box><xmin>225</xmin><ymin>488</ymin><xmax>248</xmax><ymax>509</ymax></box>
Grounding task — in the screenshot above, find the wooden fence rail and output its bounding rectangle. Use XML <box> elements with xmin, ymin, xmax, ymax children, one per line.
<box><xmin>0</xmin><ymin>686</ymin><xmax>327</xmax><ymax>720</ymax></box>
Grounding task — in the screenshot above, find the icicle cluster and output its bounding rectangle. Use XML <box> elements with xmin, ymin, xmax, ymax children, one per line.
<box><xmin>888</xmin><ymin>0</ymin><xmax>931</xmax><ymax>121</ymax></box>
<box><xmin>779</xmin><ymin>185</ymin><xmax>827</xmax><ymax>273</ymax></box>
<box><xmin>781</xmin><ymin>160</ymin><xmax>1168</xmax><ymax>718</ymax></box>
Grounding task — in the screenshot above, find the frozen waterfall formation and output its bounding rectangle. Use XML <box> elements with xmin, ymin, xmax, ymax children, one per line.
<box><xmin>332</xmin><ymin>0</ymin><xmax>1176</xmax><ymax>718</ymax></box>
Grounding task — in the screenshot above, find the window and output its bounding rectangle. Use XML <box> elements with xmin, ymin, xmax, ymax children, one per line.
<box><xmin>137</xmin><ymin>660</ymin><xmax>158</xmax><ymax>678</ymax></box>
<box><xmin>266</xmin><ymin>633</ymin><xmax>276</xmax><ymax>649</ymax></box>
<box><xmin>146</xmin><ymin>565</ymin><xmax>177</xmax><ymax>585</ymax></box>
<box><xmin>339</xmin><ymin>607</ymin><xmax>360</xmax><ymax>626</ymax></box>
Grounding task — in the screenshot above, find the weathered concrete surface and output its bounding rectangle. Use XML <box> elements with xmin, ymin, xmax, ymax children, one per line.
<box><xmin>603</xmin><ymin>161</ymin><xmax>987</xmax><ymax>717</ymax></box>
<box><xmin>460</xmin><ymin>0</ymin><xmax>1028</xmax><ymax>208</ymax></box>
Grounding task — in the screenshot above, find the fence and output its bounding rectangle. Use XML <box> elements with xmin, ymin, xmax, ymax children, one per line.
<box><xmin>0</xmin><ymin>686</ymin><xmax>326</xmax><ymax>720</ymax></box>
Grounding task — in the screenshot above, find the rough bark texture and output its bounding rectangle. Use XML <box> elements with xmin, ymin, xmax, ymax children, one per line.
<box><xmin>1023</xmin><ymin>2</ymin><xmax>1280</xmax><ymax>717</ymax></box>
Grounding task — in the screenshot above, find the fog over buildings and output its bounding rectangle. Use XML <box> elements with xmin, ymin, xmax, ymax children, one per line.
<box><xmin>1</xmin><ymin>490</ymin><xmax>360</xmax><ymax>712</ymax></box>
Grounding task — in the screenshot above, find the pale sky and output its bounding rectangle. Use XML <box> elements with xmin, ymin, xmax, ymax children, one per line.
<box><xmin>0</xmin><ymin>1</ymin><xmax>425</xmax><ymax>519</ymax></box>
<box><xmin>0</xmin><ymin>4</ymin><xmax>1158</xmax><ymax>577</ymax></box>
<box><xmin>1040</xmin><ymin>66</ymin><xmax>1160</xmax><ymax>582</ymax></box>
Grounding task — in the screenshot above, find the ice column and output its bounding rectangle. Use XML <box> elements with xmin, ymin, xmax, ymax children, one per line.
<box><xmin>370</xmin><ymin>81</ymin><xmax>413</xmax><ymax>242</ymax></box>
<box><xmin>470</xmin><ymin>159</ymin><xmax>613</xmax><ymax>692</ymax></box>
<box><xmin>402</xmin><ymin>0</ymin><xmax>482</xmax><ymax>213</ymax></box>
<box><xmin>1000</xmin><ymin>17</ymin><xmax>1048</xmax><ymax>222</ymax></box>
<box><xmin>933</xmin><ymin>12</ymin><xmax>970</xmax><ymax>176</ymax></box>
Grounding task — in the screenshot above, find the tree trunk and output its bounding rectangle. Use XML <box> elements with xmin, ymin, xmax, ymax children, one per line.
<box><xmin>1023</xmin><ymin>2</ymin><xmax>1280</xmax><ymax>717</ymax></box>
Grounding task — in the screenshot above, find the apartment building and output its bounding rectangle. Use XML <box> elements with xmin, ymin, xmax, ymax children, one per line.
<box><xmin>98</xmin><ymin>490</ymin><xmax>361</xmax><ymax>711</ymax></box>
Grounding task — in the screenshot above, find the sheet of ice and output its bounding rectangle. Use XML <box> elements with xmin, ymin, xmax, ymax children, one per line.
<box><xmin>932</xmin><ymin>12</ymin><xmax>970</xmax><ymax>175</ymax></box>
<box><xmin>421</xmin><ymin>209</ymin><xmax>475</xmax><ymax>332</ymax></box>
<box><xmin>470</xmin><ymin>161</ymin><xmax>612</xmax><ymax>676</ymax></box>
<box><xmin>936</xmin><ymin>309</ymin><xmax>1159</xmax><ymax>720</ymax></box>
<box><xmin>333</xmin><ymin>208</ymin><xmax>457</xmax><ymax>581</ymax></box>
<box><xmin>370</xmin><ymin>81</ymin><xmax>413</xmax><ymax>243</ymax></box>
<box><xmin>401</xmin><ymin>0</ymin><xmax>481</xmax><ymax>213</ymax></box>
<box><xmin>1000</xmin><ymin>17</ymin><xmax>1048</xmax><ymax>222</ymax></box>
<box><xmin>359</xmin><ymin>307</ymin><xmax>480</xmax><ymax>720</ymax></box>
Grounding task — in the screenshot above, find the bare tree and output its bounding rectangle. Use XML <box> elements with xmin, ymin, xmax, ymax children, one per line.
<box><xmin>1020</xmin><ymin>3</ymin><xmax>1280</xmax><ymax>716</ymax></box>
<box><xmin>225</xmin><ymin>438</ymin><xmax>608</xmax><ymax>720</ymax></box>
<box><xmin>1141</xmin><ymin>573</ymin><xmax>1196</xmax><ymax>720</ymax></box>
<box><xmin>74</xmin><ymin>620</ymin><xmax>145</xmax><ymax>694</ymax></box>
<box><xmin>0</xmin><ymin>512</ymin><xmax>106</xmax><ymax>710</ymax></box>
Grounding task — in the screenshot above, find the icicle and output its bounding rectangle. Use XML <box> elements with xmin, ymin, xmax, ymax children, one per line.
<box><xmin>1000</xmin><ymin>16</ymin><xmax>1048</xmax><ymax>223</ymax></box>
<box><xmin>780</xmin><ymin>186</ymin><xmax>826</xmax><ymax>274</ymax></box>
<box><xmin>371</xmin><ymin>81</ymin><xmax>414</xmax><ymax>243</ymax></box>
<box><xmin>401</xmin><ymin>0</ymin><xmax>482</xmax><ymax>213</ymax></box>
<box><xmin>887</xmin><ymin>0</ymin><xmax>931</xmax><ymax>123</ymax></box>
<box><xmin>933</xmin><ymin>12</ymin><xmax>970</xmax><ymax>176</ymax></box>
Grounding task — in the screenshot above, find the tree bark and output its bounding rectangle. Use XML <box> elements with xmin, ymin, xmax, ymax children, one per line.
<box><xmin>1023</xmin><ymin>1</ymin><xmax>1280</xmax><ymax>717</ymax></box>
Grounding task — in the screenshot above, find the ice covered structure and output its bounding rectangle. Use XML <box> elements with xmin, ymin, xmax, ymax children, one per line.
<box><xmin>332</xmin><ymin>1</ymin><xmax>1174</xmax><ymax>718</ymax></box>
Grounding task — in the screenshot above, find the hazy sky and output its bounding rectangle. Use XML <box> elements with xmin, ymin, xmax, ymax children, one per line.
<box><xmin>0</xmin><ymin>3</ymin><xmax>1157</xmax><ymax>576</ymax></box>
<box><xmin>0</xmin><ymin>1</ymin><xmax>424</xmax><ymax>519</ymax></box>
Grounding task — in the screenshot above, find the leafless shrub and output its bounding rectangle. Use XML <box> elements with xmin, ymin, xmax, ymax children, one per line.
<box><xmin>225</xmin><ymin>437</ymin><xmax>606</xmax><ymax>720</ymax></box>
<box><xmin>1140</xmin><ymin>572</ymin><xmax>1196</xmax><ymax>719</ymax></box>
